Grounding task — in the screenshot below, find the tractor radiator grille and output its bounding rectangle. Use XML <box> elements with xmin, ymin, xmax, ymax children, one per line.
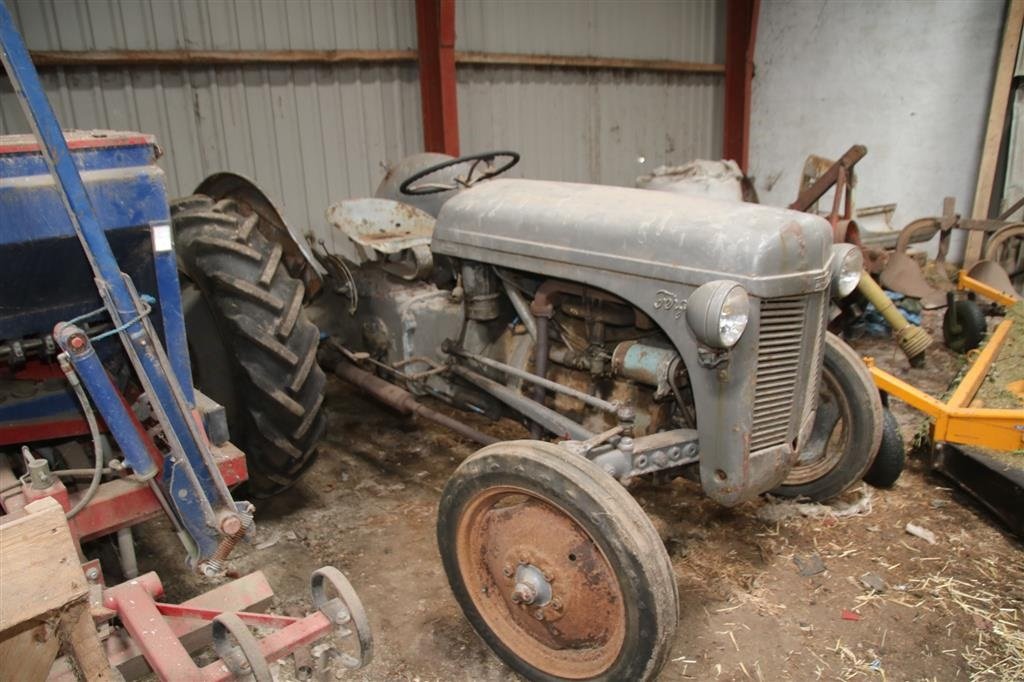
<box><xmin>750</xmin><ymin>296</ymin><xmax>811</xmax><ymax>452</ymax></box>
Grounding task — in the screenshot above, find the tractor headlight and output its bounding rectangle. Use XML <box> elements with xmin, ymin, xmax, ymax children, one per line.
<box><xmin>686</xmin><ymin>280</ymin><xmax>750</xmax><ymax>349</ymax></box>
<box><xmin>830</xmin><ymin>244</ymin><xmax>863</xmax><ymax>299</ymax></box>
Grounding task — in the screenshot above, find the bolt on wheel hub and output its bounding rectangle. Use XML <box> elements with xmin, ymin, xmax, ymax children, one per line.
<box><xmin>510</xmin><ymin>563</ymin><xmax>552</xmax><ymax>606</ymax></box>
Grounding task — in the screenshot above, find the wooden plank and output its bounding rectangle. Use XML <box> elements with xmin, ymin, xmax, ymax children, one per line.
<box><xmin>0</xmin><ymin>497</ymin><xmax>87</xmax><ymax>632</ymax></box>
<box><xmin>0</xmin><ymin>621</ymin><xmax>60</xmax><ymax>682</ymax></box>
<box><xmin>965</xmin><ymin>0</ymin><xmax>1024</xmax><ymax>264</ymax></box>
<box><xmin>27</xmin><ymin>48</ymin><xmax>725</xmax><ymax>75</ymax></box>
<box><xmin>56</xmin><ymin>601</ymin><xmax>120</xmax><ymax>681</ymax></box>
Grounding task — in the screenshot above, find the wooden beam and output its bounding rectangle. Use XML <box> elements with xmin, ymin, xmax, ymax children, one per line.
<box><xmin>415</xmin><ymin>0</ymin><xmax>460</xmax><ymax>155</ymax></box>
<box><xmin>0</xmin><ymin>497</ymin><xmax>87</xmax><ymax>631</ymax></box>
<box><xmin>28</xmin><ymin>49</ymin><xmax>417</xmax><ymax>67</ymax></box>
<box><xmin>27</xmin><ymin>49</ymin><xmax>724</xmax><ymax>76</ymax></box>
<box><xmin>723</xmin><ymin>0</ymin><xmax>760</xmax><ymax>172</ymax></box>
<box><xmin>964</xmin><ymin>0</ymin><xmax>1024</xmax><ymax>264</ymax></box>
<box><xmin>456</xmin><ymin>51</ymin><xmax>724</xmax><ymax>74</ymax></box>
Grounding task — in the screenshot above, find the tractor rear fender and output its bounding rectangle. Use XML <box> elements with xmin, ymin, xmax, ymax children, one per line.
<box><xmin>193</xmin><ymin>173</ymin><xmax>324</xmax><ymax>300</ymax></box>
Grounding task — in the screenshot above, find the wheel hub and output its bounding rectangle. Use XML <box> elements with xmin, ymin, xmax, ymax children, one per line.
<box><xmin>456</xmin><ymin>487</ymin><xmax>626</xmax><ymax>678</ymax></box>
<box><xmin>510</xmin><ymin>563</ymin><xmax>551</xmax><ymax>606</ymax></box>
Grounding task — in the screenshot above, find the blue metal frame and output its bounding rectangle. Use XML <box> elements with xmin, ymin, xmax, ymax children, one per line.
<box><xmin>0</xmin><ymin>1</ymin><xmax>249</xmax><ymax>567</ymax></box>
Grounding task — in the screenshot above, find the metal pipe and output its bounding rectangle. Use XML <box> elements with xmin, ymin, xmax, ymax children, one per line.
<box><xmin>323</xmin><ymin>354</ymin><xmax>498</xmax><ymax>446</ymax></box>
<box><xmin>530</xmin><ymin>316</ymin><xmax>550</xmax><ymax>439</ymax></box>
<box><xmin>449</xmin><ymin>365</ymin><xmax>594</xmax><ymax>442</ymax></box>
<box><xmin>54</xmin><ymin>327</ymin><xmax>159</xmax><ymax>481</ymax></box>
<box><xmin>117</xmin><ymin>527</ymin><xmax>139</xmax><ymax>580</ymax></box>
<box><xmin>447</xmin><ymin>345</ymin><xmax>619</xmax><ymax>415</ymax></box>
<box><xmin>502</xmin><ymin>279</ymin><xmax>537</xmax><ymax>340</ymax></box>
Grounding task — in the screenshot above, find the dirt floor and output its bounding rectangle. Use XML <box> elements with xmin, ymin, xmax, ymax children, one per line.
<box><xmin>131</xmin><ymin>309</ymin><xmax>1024</xmax><ymax>681</ymax></box>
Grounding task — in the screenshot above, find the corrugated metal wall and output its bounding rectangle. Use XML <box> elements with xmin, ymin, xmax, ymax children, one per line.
<box><xmin>456</xmin><ymin>0</ymin><xmax>725</xmax><ymax>186</ymax></box>
<box><xmin>0</xmin><ymin>0</ymin><xmax>421</xmax><ymax>233</ymax></box>
<box><xmin>1</xmin><ymin>0</ymin><xmax>725</xmax><ymax>233</ymax></box>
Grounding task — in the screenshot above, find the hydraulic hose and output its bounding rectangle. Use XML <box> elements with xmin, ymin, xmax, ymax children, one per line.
<box><xmin>59</xmin><ymin>354</ymin><xmax>104</xmax><ymax>519</ymax></box>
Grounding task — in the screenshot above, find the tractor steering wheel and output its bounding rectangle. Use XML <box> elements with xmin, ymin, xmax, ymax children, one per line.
<box><xmin>399</xmin><ymin>151</ymin><xmax>520</xmax><ymax>195</ymax></box>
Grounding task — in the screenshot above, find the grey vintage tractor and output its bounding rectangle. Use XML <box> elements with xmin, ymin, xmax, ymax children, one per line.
<box><xmin>174</xmin><ymin>151</ymin><xmax>885</xmax><ymax>681</ymax></box>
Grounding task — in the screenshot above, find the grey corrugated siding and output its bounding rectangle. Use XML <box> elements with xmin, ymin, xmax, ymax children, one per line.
<box><xmin>1</xmin><ymin>0</ymin><xmax>723</xmax><ymax>233</ymax></box>
<box><xmin>456</xmin><ymin>0</ymin><xmax>725</xmax><ymax>185</ymax></box>
<box><xmin>0</xmin><ymin>0</ymin><xmax>421</xmax><ymax>236</ymax></box>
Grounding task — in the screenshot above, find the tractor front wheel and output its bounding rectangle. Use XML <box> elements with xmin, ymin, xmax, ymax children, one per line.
<box><xmin>171</xmin><ymin>196</ymin><xmax>326</xmax><ymax>497</ymax></box>
<box><xmin>773</xmin><ymin>333</ymin><xmax>883</xmax><ymax>501</ymax></box>
<box><xmin>437</xmin><ymin>440</ymin><xmax>678</xmax><ymax>681</ymax></box>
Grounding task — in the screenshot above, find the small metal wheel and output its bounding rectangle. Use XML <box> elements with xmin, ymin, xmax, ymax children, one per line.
<box><xmin>437</xmin><ymin>440</ymin><xmax>678</xmax><ymax>681</ymax></box>
<box><xmin>943</xmin><ymin>299</ymin><xmax>987</xmax><ymax>353</ymax></box>
<box><xmin>310</xmin><ymin>566</ymin><xmax>373</xmax><ymax>670</ymax></box>
<box><xmin>211</xmin><ymin>612</ymin><xmax>272</xmax><ymax>682</ymax></box>
<box><xmin>863</xmin><ymin>408</ymin><xmax>906</xmax><ymax>488</ymax></box>
<box><xmin>773</xmin><ymin>333</ymin><xmax>883</xmax><ymax>501</ymax></box>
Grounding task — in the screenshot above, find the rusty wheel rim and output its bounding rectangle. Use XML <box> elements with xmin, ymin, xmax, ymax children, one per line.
<box><xmin>784</xmin><ymin>368</ymin><xmax>851</xmax><ymax>485</ymax></box>
<box><xmin>455</xmin><ymin>486</ymin><xmax>627</xmax><ymax>679</ymax></box>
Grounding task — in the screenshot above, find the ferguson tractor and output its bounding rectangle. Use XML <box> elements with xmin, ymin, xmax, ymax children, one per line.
<box><xmin>174</xmin><ymin>150</ymin><xmax>893</xmax><ymax>681</ymax></box>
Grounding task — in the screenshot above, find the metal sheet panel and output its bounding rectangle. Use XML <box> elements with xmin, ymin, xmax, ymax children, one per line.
<box><xmin>0</xmin><ymin>0</ymin><xmax>422</xmax><ymax>236</ymax></box>
<box><xmin>456</xmin><ymin>0</ymin><xmax>724</xmax><ymax>185</ymax></box>
<box><xmin>2</xmin><ymin>0</ymin><xmax>725</xmax><ymax>232</ymax></box>
<box><xmin>457</xmin><ymin>67</ymin><xmax>723</xmax><ymax>186</ymax></box>
<box><xmin>456</xmin><ymin>0</ymin><xmax>724</xmax><ymax>62</ymax></box>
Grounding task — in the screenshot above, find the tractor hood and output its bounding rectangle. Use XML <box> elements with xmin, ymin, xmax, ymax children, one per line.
<box><xmin>432</xmin><ymin>179</ymin><xmax>834</xmax><ymax>298</ymax></box>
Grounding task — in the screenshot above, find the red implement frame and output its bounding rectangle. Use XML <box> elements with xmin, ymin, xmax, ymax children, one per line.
<box><xmin>102</xmin><ymin>573</ymin><xmax>333</xmax><ymax>681</ymax></box>
<box><xmin>1</xmin><ymin>441</ymin><xmax>247</xmax><ymax>544</ymax></box>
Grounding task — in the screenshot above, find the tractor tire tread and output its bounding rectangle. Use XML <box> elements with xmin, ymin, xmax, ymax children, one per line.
<box><xmin>172</xmin><ymin>195</ymin><xmax>325</xmax><ymax>497</ymax></box>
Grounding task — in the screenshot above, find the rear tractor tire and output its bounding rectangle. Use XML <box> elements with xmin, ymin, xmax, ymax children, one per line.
<box><xmin>171</xmin><ymin>195</ymin><xmax>326</xmax><ymax>497</ymax></box>
<box><xmin>773</xmin><ymin>333</ymin><xmax>883</xmax><ymax>501</ymax></box>
<box><xmin>437</xmin><ymin>440</ymin><xmax>678</xmax><ymax>681</ymax></box>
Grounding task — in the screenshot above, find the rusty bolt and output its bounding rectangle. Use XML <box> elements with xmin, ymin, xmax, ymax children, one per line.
<box><xmin>512</xmin><ymin>582</ymin><xmax>538</xmax><ymax>605</ymax></box>
<box><xmin>502</xmin><ymin>565</ymin><xmax>514</xmax><ymax>578</ymax></box>
<box><xmin>542</xmin><ymin>570</ymin><xmax>553</xmax><ymax>582</ymax></box>
<box><xmin>550</xmin><ymin>597</ymin><xmax>563</xmax><ymax>611</ymax></box>
<box><xmin>220</xmin><ymin>514</ymin><xmax>242</xmax><ymax>536</ymax></box>
<box><xmin>533</xmin><ymin>609</ymin><xmax>545</xmax><ymax>621</ymax></box>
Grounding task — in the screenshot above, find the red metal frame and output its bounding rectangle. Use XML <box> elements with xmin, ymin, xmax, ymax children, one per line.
<box><xmin>723</xmin><ymin>0</ymin><xmax>760</xmax><ymax>172</ymax></box>
<box><xmin>415</xmin><ymin>0</ymin><xmax>460</xmax><ymax>155</ymax></box>
<box><xmin>2</xmin><ymin>442</ymin><xmax>247</xmax><ymax>543</ymax></box>
<box><xmin>103</xmin><ymin>572</ymin><xmax>332</xmax><ymax>681</ymax></box>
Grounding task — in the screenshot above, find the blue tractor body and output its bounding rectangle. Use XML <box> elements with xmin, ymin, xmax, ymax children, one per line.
<box><xmin>0</xmin><ymin>132</ymin><xmax>179</xmax><ymax>444</ymax></box>
<box><xmin>0</xmin><ymin>131</ymin><xmax>169</xmax><ymax>341</ymax></box>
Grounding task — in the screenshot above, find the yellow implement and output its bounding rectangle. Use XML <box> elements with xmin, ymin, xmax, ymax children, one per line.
<box><xmin>958</xmin><ymin>264</ymin><xmax>1019</xmax><ymax>307</ymax></box>
<box><xmin>867</xmin><ymin>267</ymin><xmax>1022</xmax><ymax>535</ymax></box>
<box><xmin>865</xmin><ymin>319</ymin><xmax>1023</xmax><ymax>452</ymax></box>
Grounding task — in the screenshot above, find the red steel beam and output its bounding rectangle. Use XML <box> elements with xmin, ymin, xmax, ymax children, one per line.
<box><xmin>723</xmin><ymin>0</ymin><xmax>760</xmax><ymax>172</ymax></box>
<box><xmin>415</xmin><ymin>0</ymin><xmax>460</xmax><ymax>155</ymax></box>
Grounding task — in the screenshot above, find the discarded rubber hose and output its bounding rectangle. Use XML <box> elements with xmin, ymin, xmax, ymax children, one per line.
<box><xmin>59</xmin><ymin>356</ymin><xmax>104</xmax><ymax>519</ymax></box>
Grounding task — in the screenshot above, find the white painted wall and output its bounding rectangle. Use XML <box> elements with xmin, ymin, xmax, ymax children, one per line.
<box><xmin>749</xmin><ymin>0</ymin><xmax>1005</xmax><ymax>258</ymax></box>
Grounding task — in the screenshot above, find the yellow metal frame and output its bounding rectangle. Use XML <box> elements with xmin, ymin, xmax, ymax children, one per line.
<box><xmin>865</xmin><ymin>319</ymin><xmax>1024</xmax><ymax>452</ymax></box>
<box><xmin>958</xmin><ymin>269</ymin><xmax>1020</xmax><ymax>306</ymax></box>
